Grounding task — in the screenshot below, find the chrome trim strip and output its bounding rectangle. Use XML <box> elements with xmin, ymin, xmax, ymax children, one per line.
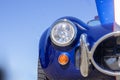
<box><xmin>90</xmin><ymin>31</ymin><xmax>120</xmax><ymax>76</ymax></box>
<box><xmin>80</xmin><ymin>34</ymin><xmax>90</xmax><ymax>77</ymax></box>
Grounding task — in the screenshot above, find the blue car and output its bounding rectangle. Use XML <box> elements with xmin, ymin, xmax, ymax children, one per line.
<box><xmin>38</xmin><ymin>0</ymin><xmax>120</xmax><ymax>80</ymax></box>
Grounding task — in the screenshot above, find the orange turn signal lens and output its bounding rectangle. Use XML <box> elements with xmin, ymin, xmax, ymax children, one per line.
<box><xmin>58</xmin><ymin>54</ymin><xmax>69</xmax><ymax>65</ymax></box>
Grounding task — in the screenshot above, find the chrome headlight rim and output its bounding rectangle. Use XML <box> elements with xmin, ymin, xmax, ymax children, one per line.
<box><xmin>90</xmin><ymin>31</ymin><xmax>120</xmax><ymax>76</ymax></box>
<box><xmin>50</xmin><ymin>19</ymin><xmax>77</xmax><ymax>47</ymax></box>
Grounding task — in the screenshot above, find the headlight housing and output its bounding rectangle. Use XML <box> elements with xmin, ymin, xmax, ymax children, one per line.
<box><xmin>50</xmin><ymin>19</ymin><xmax>76</xmax><ymax>47</ymax></box>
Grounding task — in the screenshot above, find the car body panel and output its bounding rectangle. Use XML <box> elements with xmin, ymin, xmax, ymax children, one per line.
<box><xmin>39</xmin><ymin>17</ymin><xmax>113</xmax><ymax>79</ymax></box>
<box><xmin>39</xmin><ymin>0</ymin><xmax>120</xmax><ymax>79</ymax></box>
<box><xmin>95</xmin><ymin>0</ymin><xmax>114</xmax><ymax>26</ymax></box>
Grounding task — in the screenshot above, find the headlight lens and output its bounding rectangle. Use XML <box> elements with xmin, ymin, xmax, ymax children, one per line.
<box><xmin>51</xmin><ymin>19</ymin><xmax>76</xmax><ymax>46</ymax></box>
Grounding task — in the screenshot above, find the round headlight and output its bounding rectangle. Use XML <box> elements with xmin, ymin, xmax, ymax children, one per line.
<box><xmin>50</xmin><ymin>19</ymin><xmax>76</xmax><ymax>46</ymax></box>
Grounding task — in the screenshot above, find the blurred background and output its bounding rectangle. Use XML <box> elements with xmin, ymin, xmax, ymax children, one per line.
<box><xmin>0</xmin><ymin>0</ymin><xmax>97</xmax><ymax>80</ymax></box>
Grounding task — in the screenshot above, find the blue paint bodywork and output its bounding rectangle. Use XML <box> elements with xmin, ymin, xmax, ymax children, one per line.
<box><xmin>96</xmin><ymin>0</ymin><xmax>114</xmax><ymax>26</ymax></box>
<box><xmin>39</xmin><ymin>0</ymin><xmax>115</xmax><ymax>79</ymax></box>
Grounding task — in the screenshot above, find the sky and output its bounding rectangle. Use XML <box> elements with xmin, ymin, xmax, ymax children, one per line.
<box><xmin>0</xmin><ymin>0</ymin><xmax>97</xmax><ymax>80</ymax></box>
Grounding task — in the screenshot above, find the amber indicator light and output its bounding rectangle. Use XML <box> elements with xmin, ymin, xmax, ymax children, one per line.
<box><xmin>58</xmin><ymin>54</ymin><xmax>69</xmax><ymax>65</ymax></box>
